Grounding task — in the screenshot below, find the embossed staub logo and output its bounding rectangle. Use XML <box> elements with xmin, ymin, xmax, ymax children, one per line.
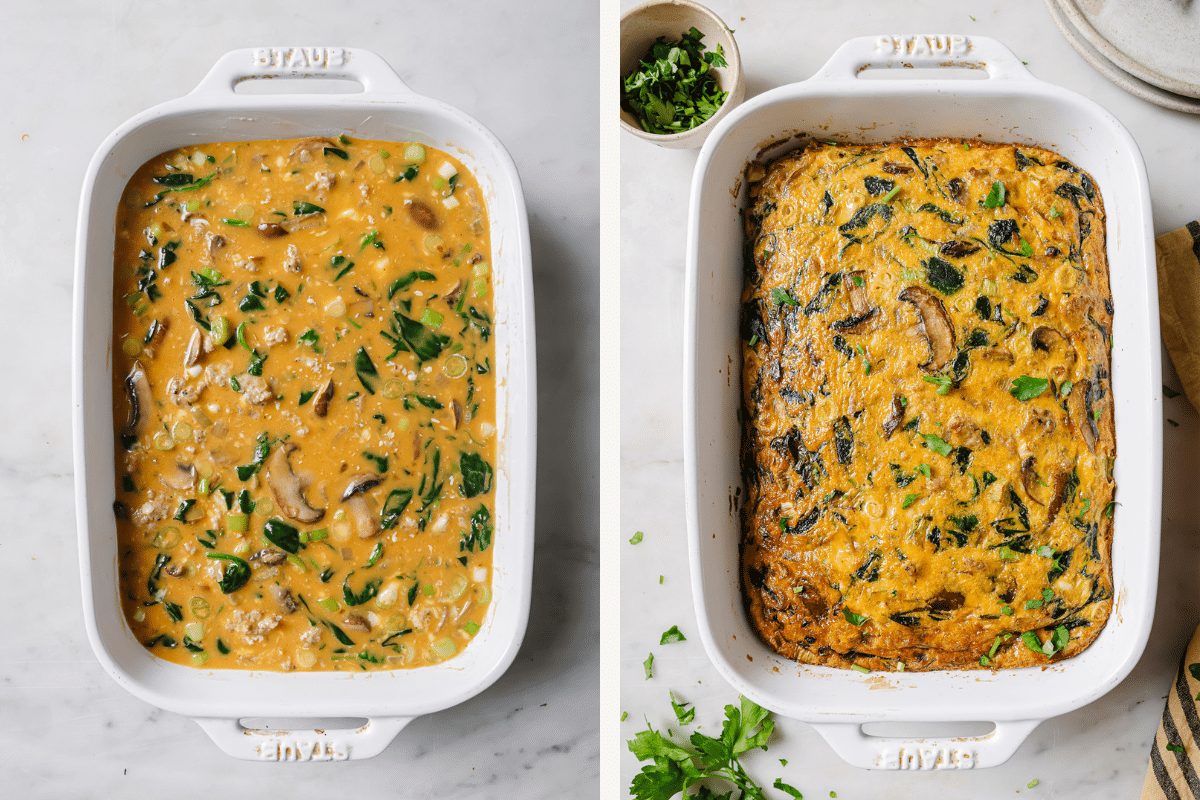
<box><xmin>257</xmin><ymin>739</ymin><xmax>350</xmax><ymax>761</ymax></box>
<box><xmin>876</xmin><ymin>745</ymin><xmax>976</xmax><ymax>770</ymax></box>
<box><xmin>252</xmin><ymin>47</ymin><xmax>347</xmax><ymax>70</ymax></box>
<box><xmin>873</xmin><ymin>35</ymin><xmax>970</xmax><ymax>57</ymax></box>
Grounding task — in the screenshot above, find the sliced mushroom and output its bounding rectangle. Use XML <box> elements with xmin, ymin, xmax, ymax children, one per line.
<box><xmin>1021</xmin><ymin>456</ymin><xmax>1046</xmax><ymax>506</ymax></box>
<box><xmin>450</xmin><ymin>399</ymin><xmax>463</xmax><ymax>430</ymax></box>
<box><xmin>882</xmin><ymin>161</ymin><xmax>912</xmax><ymax>175</ymax></box>
<box><xmin>280</xmin><ymin>213</ymin><xmax>326</xmax><ymax>234</ymax></box>
<box><xmin>206</xmin><ymin>233</ymin><xmax>226</xmax><ymax>260</ymax></box>
<box><xmin>1066</xmin><ymin>378</ymin><xmax>1098</xmax><ymax>454</ymax></box>
<box><xmin>346</xmin><ymin>494</ymin><xmax>381</xmax><ymax>539</ymax></box>
<box><xmin>265</xmin><ymin>443</ymin><xmax>325</xmax><ymax>523</ymax></box>
<box><xmin>976</xmin><ymin>347</ymin><xmax>1015</xmax><ymax>365</ymax></box>
<box><xmin>947</xmin><ymin>414</ymin><xmax>987</xmax><ymax>449</ymax></box>
<box><xmin>184</xmin><ymin>328</ymin><xmax>202</xmax><ymax>368</ymax></box>
<box><xmin>1045</xmin><ymin>471</ymin><xmax>1069</xmax><ymax>527</ymax></box>
<box><xmin>124</xmin><ymin>362</ymin><xmax>154</xmax><ymax>437</ymax></box>
<box><xmin>160</xmin><ymin>462</ymin><xmax>196</xmax><ymax>491</ymax></box>
<box><xmin>939</xmin><ymin>240</ymin><xmax>980</xmax><ymax>258</ymax></box>
<box><xmin>342</xmin><ymin>613</ymin><xmax>371</xmax><ymax>632</ymax></box>
<box><xmin>444</xmin><ymin>279</ymin><xmax>464</xmax><ymax>310</ymax></box>
<box><xmin>270</xmin><ymin>585</ymin><xmax>298</xmax><ymax>614</ymax></box>
<box><xmin>927</xmin><ymin>590</ymin><xmax>965</xmax><ymax>612</ymax></box>
<box><xmin>312</xmin><ymin>378</ymin><xmax>334</xmax><ymax>418</ymax></box>
<box><xmin>342</xmin><ymin>473</ymin><xmax>383</xmax><ymax>501</ymax></box>
<box><xmin>167</xmin><ymin>376</ymin><xmax>200</xmax><ymax>407</ymax></box>
<box><xmin>289</xmin><ymin>136</ymin><xmax>338</xmax><ymax>163</ymax></box>
<box><xmin>252</xmin><ymin>548</ymin><xmax>287</xmax><ymax>566</ymax></box>
<box><xmin>882</xmin><ymin>395</ymin><xmax>904</xmax><ymax>439</ymax></box>
<box><xmin>257</xmin><ymin>222</ymin><xmax>288</xmax><ymax>238</ymax></box>
<box><xmin>407</xmin><ymin>199</ymin><xmax>439</xmax><ymax>231</ymax></box>
<box><xmin>898</xmin><ymin>286</ymin><xmax>957</xmax><ymax>370</ymax></box>
<box><xmin>846</xmin><ymin>271</ymin><xmax>871</xmax><ymax>315</ymax></box>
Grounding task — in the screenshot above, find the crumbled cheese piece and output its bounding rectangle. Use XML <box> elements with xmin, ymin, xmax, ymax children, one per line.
<box><xmin>239</xmin><ymin>375</ymin><xmax>272</xmax><ymax>405</ymax></box>
<box><xmin>300</xmin><ymin>626</ymin><xmax>322</xmax><ymax>647</ymax></box>
<box><xmin>132</xmin><ymin>495</ymin><xmax>171</xmax><ymax>524</ymax></box>
<box><xmin>225</xmin><ymin>609</ymin><xmax>282</xmax><ymax>644</ymax></box>
<box><xmin>263</xmin><ymin>325</ymin><xmax>288</xmax><ymax>346</ymax></box>
<box><xmin>283</xmin><ymin>243</ymin><xmax>302</xmax><ymax>273</ymax></box>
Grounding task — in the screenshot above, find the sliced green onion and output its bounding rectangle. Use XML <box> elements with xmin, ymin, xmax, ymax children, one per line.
<box><xmin>308</xmin><ymin>528</ymin><xmax>329</xmax><ymax>541</ymax></box>
<box><xmin>464</xmin><ymin>620</ymin><xmax>480</xmax><ymax>635</ymax></box>
<box><xmin>446</xmin><ymin>575</ymin><xmax>469</xmax><ymax>602</ymax></box>
<box><xmin>472</xmin><ymin>261</ymin><xmax>491</xmax><ymax>277</ymax></box>
<box><xmin>192</xmin><ymin>652</ymin><xmax>209</xmax><ymax>665</ymax></box>
<box><xmin>189</xmin><ymin>596</ymin><xmax>211</xmax><ymax>619</ymax></box>
<box><xmin>422</xmin><ymin>584</ymin><xmax>435</xmax><ymax>597</ymax></box>
<box><xmin>382</xmin><ymin>378</ymin><xmax>405</xmax><ymax>399</ymax></box>
<box><xmin>430</xmin><ymin>637</ymin><xmax>456</xmax><ymax>659</ymax></box>
<box><xmin>171</xmin><ymin>421</ymin><xmax>193</xmax><ymax>443</ymax></box>
<box><xmin>151</xmin><ymin>526</ymin><xmax>181</xmax><ymax>549</ymax></box>
<box><xmin>210</xmin><ymin>316</ymin><xmax>231</xmax><ymax>346</ymax></box>
<box><xmin>403</xmin><ymin>143</ymin><xmax>426</xmax><ymax>164</ymax></box>
<box><xmin>443</xmin><ymin>353</ymin><xmax>468</xmax><ymax>378</ymax></box>
<box><xmin>226</xmin><ymin>513</ymin><xmax>248</xmax><ymax>533</ymax></box>
<box><xmin>420</xmin><ymin>308</ymin><xmax>444</xmax><ymax>328</ymax></box>
<box><xmin>318</xmin><ymin>597</ymin><xmax>339</xmax><ymax>612</ymax></box>
<box><xmin>851</xmin><ymin>664</ymin><xmax>870</xmax><ymax>674</ymax></box>
<box><xmin>153</xmin><ymin>432</ymin><xmax>175</xmax><ymax>451</ymax></box>
<box><xmin>121</xmin><ymin>338</ymin><xmax>143</xmax><ymax>357</ymax></box>
<box><xmin>472</xmin><ymin>278</ymin><xmax>488</xmax><ymax>297</ymax></box>
<box><xmin>185</xmin><ymin>622</ymin><xmax>204</xmax><ymax>641</ymax></box>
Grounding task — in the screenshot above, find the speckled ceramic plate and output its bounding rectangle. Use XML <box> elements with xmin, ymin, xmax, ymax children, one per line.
<box><xmin>1046</xmin><ymin>0</ymin><xmax>1200</xmax><ymax>114</ymax></box>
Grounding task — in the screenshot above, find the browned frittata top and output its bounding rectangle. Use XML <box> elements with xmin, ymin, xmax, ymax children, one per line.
<box><xmin>740</xmin><ymin>140</ymin><xmax>1114</xmax><ymax>672</ymax></box>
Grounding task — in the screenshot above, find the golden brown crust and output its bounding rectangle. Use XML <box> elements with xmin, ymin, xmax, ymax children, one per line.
<box><xmin>740</xmin><ymin>139</ymin><xmax>1114</xmax><ymax>672</ymax></box>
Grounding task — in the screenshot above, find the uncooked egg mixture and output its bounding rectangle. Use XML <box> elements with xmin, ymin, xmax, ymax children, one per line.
<box><xmin>111</xmin><ymin>136</ymin><xmax>496</xmax><ymax>671</ymax></box>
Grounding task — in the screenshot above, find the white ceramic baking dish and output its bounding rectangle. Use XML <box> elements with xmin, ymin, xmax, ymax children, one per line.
<box><xmin>684</xmin><ymin>35</ymin><xmax>1160</xmax><ymax>770</ymax></box>
<box><xmin>73</xmin><ymin>47</ymin><xmax>535</xmax><ymax>761</ymax></box>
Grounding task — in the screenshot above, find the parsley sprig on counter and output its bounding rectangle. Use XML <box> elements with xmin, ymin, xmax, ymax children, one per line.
<box><xmin>629</xmin><ymin>695</ymin><xmax>797</xmax><ymax>800</ymax></box>
<box><xmin>621</xmin><ymin>27</ymin><xmax>728</xmax><ymax>135</ymax></box>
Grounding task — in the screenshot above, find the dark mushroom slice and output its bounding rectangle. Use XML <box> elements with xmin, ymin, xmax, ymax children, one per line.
<box><xmin>939</xmin><ymin>240</ymin><xmax>980</xmax><ymax>258</ymax></box>
<box><xmin>881</xmin><ymin>161</ymin><xmax>912</xmax><ymax>174</ymax></box>
<box><xmin>342</xmin><ymin>613</ymin><xmax>371</xmax><ymax>632</ymax></box>
<box><xmin>927</xmin><ymin>591</ymin><xmax>965</xmax><ymax>612</ymax></box>
<box><xmin>257</xmin><ymin>222</ymin><xmax>288</xmax><ymax>239</ymax></box>
<box><xmin>159</xmin><ymin>462</ymin><xmax>196</xmax><ymax>491</ymax></box>
<box><xmin>341</xmin><ymin>473</ymin><xmax>383</xmax><ymax>502</ymax></box>
<box><xmin>270</xmin><ymin>585</ymin><xmax>298</xmax><ymax>614</ymax></box>
<box><xmin>1031</xmin><ymin>325</ymin><xmax>1073</xmax><ymax>357</ymax></box>
<box><xmin>264</xmin><ymin>444</ymin><xmax>325</xmax><ymax>524</ymax></box>
<box><xmin>288</xmin><ymin>136</ymin><xmax>338</xmax><ymax>163</ymax></box>
<box><xmin>898</xmin><ymin>286</ymin><xmax>957</xmax><ymax>371</ymax></box>
<box><xmin>252</xmin><ymin>548</ymin><xmax>287</xmax><ymax>566</ymax></box>
<box><xmin>1066</xmin><ymin>378</ymin><xmax>1098</xmax><ymax>454</ymax></box>
<box><xmin>407</xmin><ymin>199</ymin><xmax>439</xmax><ymax>231</ymax></box>
<box><xmin>1021</xmin><ymin>456</ymin><xmax>1046</xmax><ymax>506</ymax></box>
<box><xmin>124</xmin><ymin>362</ymin><xmax>154</xmax><ymax>437</ymax></box>
<box><xmin>443</xmin><ymin>279</ymin><xmax>464</xmax><ymax>310</ymax></box>
<box><xmin>882</xmin><ymin>395</ymin><xmax>905</xmax><ymax>439</ymax></box>
<box><xmin>312</xmin><ymin>378</ymin><xmax>335</xmax><ymax>418</ymax></box>
<box><xmin>1045</xmin><ymin>471</ymin><xmax>1069</xmax><ymax>527</ymax></box>
<box><xmin>450</xmin><ymin>399</ymin><xmax>463</xmax><ymax>430</ymax></box>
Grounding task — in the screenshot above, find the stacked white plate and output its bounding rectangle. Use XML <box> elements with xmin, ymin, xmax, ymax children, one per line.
<box><xmin>1046</xmin><ymin>0</ymin><xmax>1200</xmax><ymax>114</ymax></box>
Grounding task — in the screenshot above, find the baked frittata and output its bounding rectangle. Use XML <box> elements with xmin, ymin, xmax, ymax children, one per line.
<box><xmin>740</xmin><ymin>140</ymin><xmax>1114</xmax><ymax>672</ymax></box>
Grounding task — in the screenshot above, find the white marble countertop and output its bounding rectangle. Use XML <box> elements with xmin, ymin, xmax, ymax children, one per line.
<box><xmin>0</xmin><ymin>2</ymin><xmax>597</xmax><ymax>796</ymax></box>
<box><xmin>620</xmin><ymin>0</ymin><xmax>1200</xmax><ymax>796</ymax></box>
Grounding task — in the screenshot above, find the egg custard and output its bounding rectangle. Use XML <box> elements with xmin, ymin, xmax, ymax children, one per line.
<box><xmin>740</xmin><ymin>140</ymin><xmax>1114</xmax><ymax>671</ymax></box>
<box><xmin>112</xmin><ymin>136</ymin><xmax>496</xmax><ymax>671</ymax></box>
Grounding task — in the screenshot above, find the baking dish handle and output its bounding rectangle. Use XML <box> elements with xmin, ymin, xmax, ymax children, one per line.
<box><xmin>809</xmin><ymin>719</ymin><xmax>1042</xmax><ymax>770</ymax></box>
<box><xmin>189</xmin><ymin>47</ymin><xmax>414</xmax><ymax>97</ymax></box>
<box><xmin>815</xmin><ymin>35</ymin><xmax>1036</xmax><ymax>82</ymax></box>
<box><xmin>193</xmin><ymin>715</ymin><xmax>414</xmax><ymax>761</ymax></box>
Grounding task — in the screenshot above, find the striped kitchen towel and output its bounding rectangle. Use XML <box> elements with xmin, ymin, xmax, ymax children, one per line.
<box><xmin>1142</xmin><ymin>628</ymin><xmax>1200</xmax><ymax>798</ymax></box>
<box><xmin>1157</xmin><ymin>222</ymin><xmax>1200</xmax><ymax>411</ymax></box>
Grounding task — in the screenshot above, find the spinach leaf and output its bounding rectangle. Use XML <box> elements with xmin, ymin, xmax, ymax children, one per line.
<box><xmin>207</xmin><ymin>553</ymin><xmax>251</xmax><ymax>593</ymax></box>
<box><xmin>460</xmin><ymin>505</ymin><xmax>494</xmax><ymax>552</ymax></box>
<box><xmin>382</xmin><ymin>311</ymin><xmax>451</xmax><ymax>362</ymax></box>
<box><xmin>354</xmin><ymin>346</ymin><xmax>378</xmax><ymax>394</ymax></box>
<box><xmin>362</xmin><ymin>451</ymin><xmax>388</xmax><ymax>474</ymax></box>
<box><xmin>924</xmin><ymin>257</ymin><xmax>964</xmax><ymax>295</ymax></box>
<box><xmin>460</xmin><ymin>452</ymin><xmax>493</xmax><ymax>498</ymax></box>
<box><xmin>387</xmin><ymin>271</ymin><xmax>436</xmax><ymax>299</ymax></box>
<box><xmin>342</xmin><ymin>572</ymin><xmax>381</xmax><ymax>606</ymax></box>
<box><xmin>236</xmin><ymin>432</ymin><xmax>270</xmax><ymax>480</ymax></box>
<box><xmin>381</xmin><ymin>488</ymin><xmax>414</xmax><ymax>529</ymax></box>
<box><xmin>293</xmin><ymin>201</ymin><xmax>325</xmax><ymax>215</ymax></box>
<box><xmin>262</xmin><ymin>518</ymin><xmax>301</xmax><ymax>554</ymax></box>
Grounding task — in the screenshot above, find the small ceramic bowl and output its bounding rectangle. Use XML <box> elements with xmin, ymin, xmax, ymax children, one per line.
<box><xmin>620</xmin><ymin>0</ymin><xmax>744</xmax><ymax>149</ymax></box>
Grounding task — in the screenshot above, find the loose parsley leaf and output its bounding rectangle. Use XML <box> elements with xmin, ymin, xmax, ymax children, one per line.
<box><xmin>660</xmin><ymin>625</ymin><xmax>687</xmax><ymax>645</ymax></box>
<box><xmin>630</xmin><ymin>531</ymin><xmax>644</xmax><ymax>545</ymax></box>
<box><xmin>984</xmin><ymin>180</ymin><xmax>1006</xmax><ymax>208</ymax></box>
<box><xmin>643</xmin><ymin>652</ymin><xmax>654</xmax><ymax>680</ymax></box>
<box><xmin>771</xmin><ymin>287</ymin><xmax>799</xmax><ymax>307</ymax></box>
<box><xmin>843</xmin><ymin>608</ymin><xmax>868</xmax><ymax>626</ymax></box>
<box><xmin>921</xmin><ymin>433</ymin><xmax>953</xmax><ymax>457</ymax></box>
<box><xmin>670</xmin><ymin>692</ymin><xmax>696</xmax><ymax>725</ymax></box>
<box><xmin>1009</xmin><ymin>375</ymin><xmax>1049</xmax><ymax>401</ymax></box>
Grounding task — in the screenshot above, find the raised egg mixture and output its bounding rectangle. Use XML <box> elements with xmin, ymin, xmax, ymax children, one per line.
<box><xmin>112</xmin><ymin>136</ymin><xmax>495</xmax><ymax>671</ymax></box>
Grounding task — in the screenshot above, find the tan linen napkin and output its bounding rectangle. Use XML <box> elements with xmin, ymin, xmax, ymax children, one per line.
<box><xmin>1156</xmin><ymin>222</ymin><xmax>1200</xmax><ymax>411</ymax></box>
<box><xmin>1139</xmin><ymin>224</ymin><xmax>1200</xmax><ymax>799</ymax></box>
<box><xmin>1142</xmin><ymin>626</ymin><xmax>1200</xmax><ymax>799</ymax></box>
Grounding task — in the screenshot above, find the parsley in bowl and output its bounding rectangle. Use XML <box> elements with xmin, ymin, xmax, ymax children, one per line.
<box><xmin>619</xmin><ymin>0</ymin><xmax>744</xmax><ymax>149</ymax></box>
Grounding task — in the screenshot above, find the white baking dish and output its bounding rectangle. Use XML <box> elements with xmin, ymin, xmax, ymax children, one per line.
<box><xmin>73</xmin><ymin>47</ymin><xmax>535</xmax><ymax>761</ymax></box>
<box><xmin>684</xmin><ymin>35</ymin><xmax>1160</xmax><ymax>770</ymax></box>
